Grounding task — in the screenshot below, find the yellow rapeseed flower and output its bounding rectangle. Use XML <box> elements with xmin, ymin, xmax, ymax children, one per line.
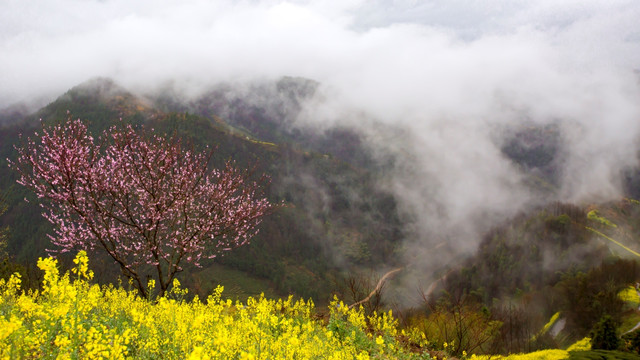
<box><xmin>0</xmin><ymin>253</ymin><xmax>435</xmax><ymax>359</ymax></box>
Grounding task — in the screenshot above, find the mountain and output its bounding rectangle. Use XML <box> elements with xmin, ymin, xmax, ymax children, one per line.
<box><xmin>499</xmin><ymin>123</ymin><xmax>562</xmax><ymax>191</ymax></box>
<box><xmin>438</xmin><ymin>199</ymin><xmax>640</xmax><ymax>351</ymax></box>
<box><xmin>152</xmin><ymin>77</ymin><xmax>378</xmax><ymax>169</ymax></box>
<box><xmin>3</xmin><ymin>78</ymin><xmax>640</xmax><ymax>354</ymax></box>
<box><xmin>0</xmin><ymin>78</ymin><xmax>404</xmax><ymax>302</ymax></box>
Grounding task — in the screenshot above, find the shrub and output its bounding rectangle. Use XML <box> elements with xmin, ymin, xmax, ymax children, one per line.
<box><xmin>590</xmin><ymin>315</ymin><xmax>619</xmax><ymax>351</ymax></box>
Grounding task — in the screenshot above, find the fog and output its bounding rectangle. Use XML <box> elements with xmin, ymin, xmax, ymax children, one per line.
<box><xmin>2</xmin><ymin>0</ymin><xmax>640</xmax><ymax>298</ymax></box>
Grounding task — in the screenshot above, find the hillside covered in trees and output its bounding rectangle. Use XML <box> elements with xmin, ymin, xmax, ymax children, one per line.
<box><xmin>0</xmin><ymin>78</ymin><xmax>405</xmax><ymax>302</ymax></box>
<box><xmin>3</xmin><ymin>78</ymin><xmax>640</xmax><ymax>358</ymax></box>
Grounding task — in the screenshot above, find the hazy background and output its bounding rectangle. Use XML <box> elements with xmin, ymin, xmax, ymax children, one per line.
<box><xmin>2</xmin><ymin>0</ymin><xmax>640</xmax><ymax>301</ymax></box>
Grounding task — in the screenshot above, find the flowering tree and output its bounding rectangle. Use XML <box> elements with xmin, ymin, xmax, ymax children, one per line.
<box><xmin>9</xmin><ymin>117</ymin><xmax>274</xmax><ymax>297</ymax></box>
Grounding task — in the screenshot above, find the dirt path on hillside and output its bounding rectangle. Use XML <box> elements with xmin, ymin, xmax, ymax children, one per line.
<box><xmin>349</xmin><ymin>267</ymin><xmax>403</xmax><ymax>309</ymax></box>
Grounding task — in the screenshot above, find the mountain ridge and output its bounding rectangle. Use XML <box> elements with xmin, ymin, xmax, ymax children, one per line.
<box><xmin>0</xmin><ymin>77</ymin><xmax>405</xmax><ymax>303</ymax></box>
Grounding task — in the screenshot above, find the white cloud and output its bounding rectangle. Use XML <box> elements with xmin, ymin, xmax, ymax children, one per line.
<box><xmin>1</xmin><ymin>0</ymin><xmax>637</xmax><ymax>104</ymax></box>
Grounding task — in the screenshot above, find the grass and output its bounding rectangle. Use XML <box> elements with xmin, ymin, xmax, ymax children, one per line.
<box><xmin>621</xmin><ymin>312</ymin><xmax>640</xmax><ymax>334</ymax></box>
<box><xmin>567</xmin><ymin>350</ymin><xmax>640</xmax><ymax>359</ymax></box>
<box><xmin>189</xmin><ymin>263</ymin><xmax>279</xmax><ymax>302</ymax></box>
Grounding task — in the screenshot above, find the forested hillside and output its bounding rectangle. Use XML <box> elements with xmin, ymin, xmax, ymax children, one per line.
<box><xmin>3</xmin><ymin>78</ymin><xmax>640</xmax><ymax>358</ymax></box>
<box><xmin>0</xmin><ymin>78</ymin><xmax>404</xmax><ymax>302</ymax></box>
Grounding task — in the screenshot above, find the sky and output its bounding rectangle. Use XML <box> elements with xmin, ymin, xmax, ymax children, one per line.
<box><xmin>1</xmin><ymin>0</ymin><xmax>638</xmax><ymax>107</ymax></box>
<box><xmin>2</xmin><ymin>0</ymin><xmax>640</xmax><ymax>296</ymax></box>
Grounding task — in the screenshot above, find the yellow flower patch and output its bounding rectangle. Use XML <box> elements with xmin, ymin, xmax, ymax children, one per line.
<box><xmin>0</xmin><ymin>253</ymin><xmax>428</xmax><ymax>359</ymax></box>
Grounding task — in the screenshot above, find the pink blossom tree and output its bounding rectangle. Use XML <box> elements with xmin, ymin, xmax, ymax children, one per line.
<box><xmin>9</xmin><ymin>117</ymin><xmax>274</xmax><ymax>298</ymax></box>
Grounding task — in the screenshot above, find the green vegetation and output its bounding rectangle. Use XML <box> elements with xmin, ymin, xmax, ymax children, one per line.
<box><xmin>590</xmin><ymin>315</ymin><xmax>619</xmax><ymax>350</ymax></box>
<box><xmin>188</xmin><ymin>263</ymin><xmax>279</xmax><ymax>302</ymax></box>
<box><xmin>0</xmin><ymin>79</ymin><xmax>403</xmax><ymax>303</ymax></box>
<box><xmin>4</xmin><ymin>79</ymin><xmax>640</xmax><ymax>358</ymax></box>
<box><xmin>567</xmin><ymin>350</ymin><xmax>640</xmax><ymax>359</ymax></box>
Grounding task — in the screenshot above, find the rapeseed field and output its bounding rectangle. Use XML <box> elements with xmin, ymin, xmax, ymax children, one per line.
<box><xmin>0</xmin><ymin>251</ymin><xmax>432</xmax><ymax>359</ymax></box>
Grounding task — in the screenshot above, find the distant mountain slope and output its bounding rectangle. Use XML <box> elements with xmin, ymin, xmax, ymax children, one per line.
<box><xmin>152</xmin><ymin>77</ymin><xmax>377</xmax><ymax>169</ymax></box>
<box><xmin>2</xmin><ymin>77</ymin><xmax>640</xmax><ymax>329</ymax></box>
<box><xmin>0</xmin><ymin>78</ymin><xmax>404</xmax><ymax>302</ymax></box>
